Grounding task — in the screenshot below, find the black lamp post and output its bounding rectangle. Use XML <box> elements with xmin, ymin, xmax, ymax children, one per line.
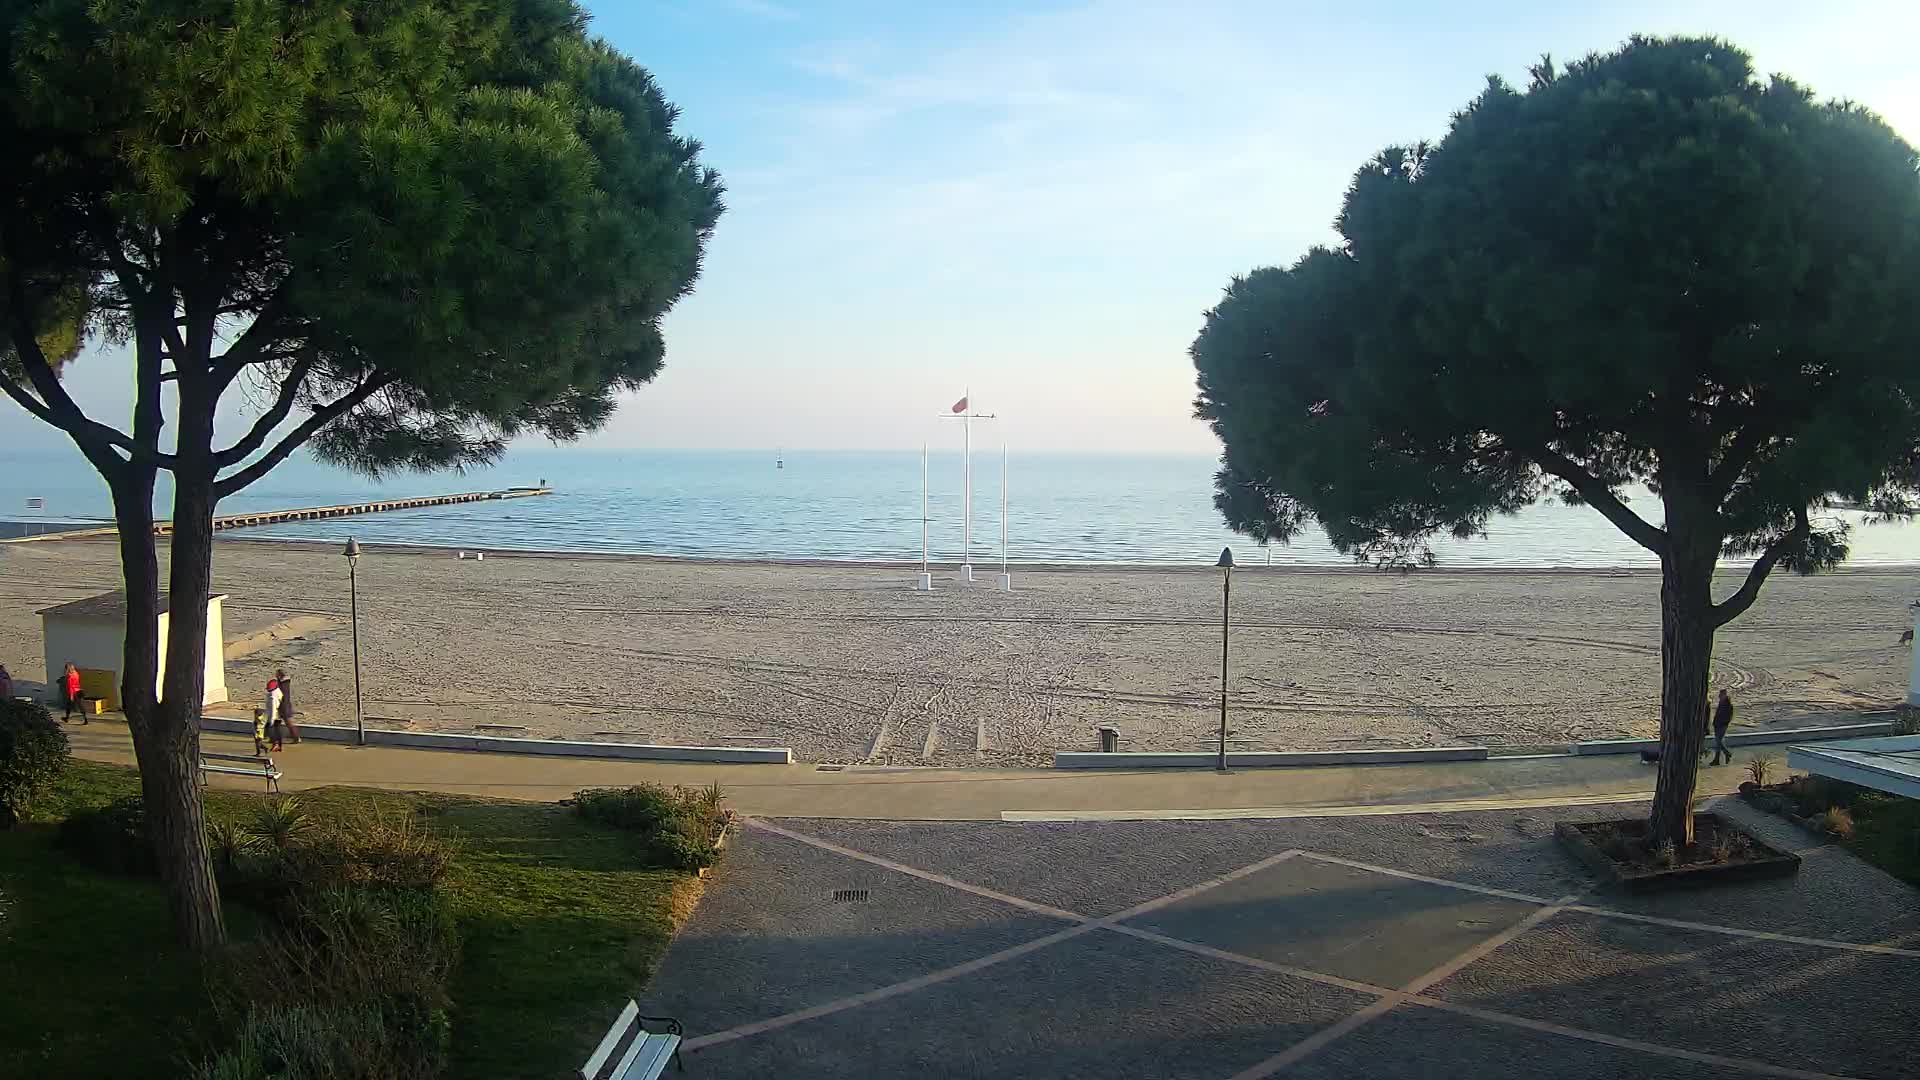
<box><xmin>1216</xmin><ymin>546</ymin><xmax>1234</xmax><ymax>772</ymax></box>
<box><xmin>343</xmin><ymin>537</ymin><xmax>365</xmax><ymax>747</ymax></box>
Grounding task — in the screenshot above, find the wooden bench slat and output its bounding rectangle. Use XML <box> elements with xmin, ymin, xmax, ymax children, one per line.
<box><xmin>201</xmin><ymin>764</ymin><xmax>281</xmax><ymax>777</ymax></box>
<box><xmin>612</xmin><ymin>1032</ymin><xmax>678</xmax><ymax>1080</ymax></box>
<box><xmin>199</xmin><ymin>756</ymin><xmax>282</xmax><ymax>792</ymax></box>
<box><xmin>582</xmin><ymin>999</ymin><xmax>640</xmax><ymax>1080</ymax></box>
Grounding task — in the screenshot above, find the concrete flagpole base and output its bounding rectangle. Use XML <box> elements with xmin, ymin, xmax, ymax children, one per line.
<box><xmin>997</xmin><ymin>574</ymin><xmax>1012</xmax><ymax>591</ymax></box>
<box><xmin>914</xmin><ymin>572</ymin><xmax>933</xmax><ymax>591</ymax></box>
<box><xmin>961</xmin><ymin>564</ymin><xmax>975</xmax><ymax>583</ymax></box>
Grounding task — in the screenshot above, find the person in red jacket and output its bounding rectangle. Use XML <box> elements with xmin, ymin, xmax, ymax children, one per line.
<box><xmin>60</xmin><ymin>661</ymin><xmax>85</xmax><ymax>724</ymax></box>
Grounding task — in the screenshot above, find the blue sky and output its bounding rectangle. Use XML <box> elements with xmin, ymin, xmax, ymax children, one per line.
<box><xmin>7</xmin><ymin>0</ymin><xmax>1918</xmax><ymax>454</ymax></box>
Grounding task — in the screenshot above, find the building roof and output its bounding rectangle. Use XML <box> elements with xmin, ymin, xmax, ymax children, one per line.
<box><xmin>37</xmin><ymin>591</ymin><xmax>228</xmax><ymax>621</ymax></box>
<box><xmin>1788</xmin><ymin>734</ymin><xmax>1920</xmax><ymax>800</ymax></box>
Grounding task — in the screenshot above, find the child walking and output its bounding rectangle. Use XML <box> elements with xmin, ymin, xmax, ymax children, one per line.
<box><xmin>253</xmin><ymin>708</ymin><xmax>271</xmax><ymax>755</ymax></box>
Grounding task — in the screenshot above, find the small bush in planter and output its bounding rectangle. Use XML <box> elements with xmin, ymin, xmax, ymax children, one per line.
<box><xmin>1745</xmin><ymin>754</ymin><xmax>1778</xmax><ymax>787</ymax></box>
<box><xmin>0</xmin><ymin>698</ymin><xmax>69</xmax><ymax>828</ymax></box>
<box><xmin>1817</xmin><ymin>806</ymin><xmax>1856</xmax><ymax>839</ymax></box>
<box><xmin>58</xmin><ymin>795</ymin><xmax>155</xmax><ymax>874</ymax></box>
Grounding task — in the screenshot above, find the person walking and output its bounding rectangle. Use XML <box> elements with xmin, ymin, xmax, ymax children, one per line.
<box><xmin>274</xmin><ymin>668</ymin><xmax>301</xmax><ymax>743</ymax></box>
<box><xmin>60</xmin><ymin>661</ymin><xmax>85</xmax><ymax>724</ymax></box>
<box><xmin>265</xmin><ymin>678</ymin><xmax>285</xmax><ymax>752</ymax></box>
<box><xmin>1709</xmin><ymin>689</ymin><xmax>1734</xmax><ymax>766</ymax></box>
<box><xmin>252</xmin><ymin>708</ymin><xmax>271</xmax><ymax>756</ymax></box>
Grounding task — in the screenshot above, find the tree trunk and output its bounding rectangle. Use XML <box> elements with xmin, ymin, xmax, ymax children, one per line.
<box><xmin>1650</xmin><ymin>539</ymin><xmax>1717</xmax><ymax>849</ymax></box>
<box><xmin>148</xmin><ymin>433</ymin><xmax>226</xmax><ymax>950</ymax></box>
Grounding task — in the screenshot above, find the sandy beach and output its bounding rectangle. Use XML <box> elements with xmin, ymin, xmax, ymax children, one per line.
<box><xmin>1</xmin><ymin>537</ymin><xmax>1912</xmax><ymax>765</ymax></box>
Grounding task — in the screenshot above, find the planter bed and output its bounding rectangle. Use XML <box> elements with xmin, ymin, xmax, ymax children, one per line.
<box><xmin>1555</xmin><ymin>813</ymin><xmax>1800</xmax><ymax>893</ymax></box>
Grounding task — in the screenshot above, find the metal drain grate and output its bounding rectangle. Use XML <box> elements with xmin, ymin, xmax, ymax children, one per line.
<box><xmin>831</xmin><ymin>889</ymin><xmax>870</xmax><ymax>903</ymax></box>
<box><xmin>816</xmin><ymin>765</ymin><xmax>846</xmax><ymax>772</ymax></box>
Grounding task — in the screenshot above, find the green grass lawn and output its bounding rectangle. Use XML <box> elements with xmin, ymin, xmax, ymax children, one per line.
<box><xmin>0</xmin><ymin>760</ymin><xmax>702</xmax><ymax>1079</ymax></box>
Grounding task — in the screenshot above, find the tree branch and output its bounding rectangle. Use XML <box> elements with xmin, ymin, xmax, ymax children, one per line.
<box><xmin>1710</xmin><ymin>507</ymin><xmax>1810</xmax><ymax>629</ymax></box>
<box><xmin>2</xmin><ymin>279</ymin><xmax>175</xmax><ymax>469</ymax></box>
<box><xmin>211</xmin><ymin>352</ymin><xmax>317</xmax><ymax>467</ymax></box>
<box><xmin>208</xmin><ymin>292</ymin><xmax>293</xmax><ymax>388</ymax></box>
<box><xmin>213</xmin><ymin>373</ymin><xmax>397</xmax><ymax>498</ymax></box>
<box><xmin>1529</xmin><ymin>445</ymin><xmax>1668</xmax><ymax>555</ymax></box>
<box><xmin>1708</xmin><ymin>423</ymin><xmax>1769</xmax><ymax>503</ymax></box>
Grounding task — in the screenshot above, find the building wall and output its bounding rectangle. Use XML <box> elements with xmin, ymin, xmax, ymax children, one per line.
<box><xmin>41</xmin><ymin>601</ymin><xmax>229</xmax><ymax>707</ymax></box>
<box><xmin>203</xmin><ymin>596</ymin><xmax>229</xmax><ymax>705</ymax></box>
<box><xmin>42</xmin><ymin>617</ymin><xmax>125</xmax><ymax>699</ymax></box>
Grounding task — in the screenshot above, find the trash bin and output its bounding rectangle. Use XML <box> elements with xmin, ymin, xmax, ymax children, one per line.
<box><xmin>1097</xmin><ymin>725</ymin><xmax>1120</xmax><ymax>753</ymax></box>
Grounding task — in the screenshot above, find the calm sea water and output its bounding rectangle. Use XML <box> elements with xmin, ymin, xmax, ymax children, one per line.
<box><xmin>2</xmin><ymin>446</ymin><xmax>1918</xmax><ymax>567</ymax></box>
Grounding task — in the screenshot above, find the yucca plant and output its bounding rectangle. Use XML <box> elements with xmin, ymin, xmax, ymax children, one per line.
<box><xmin>251</xmin><ymin>796</ymin><xmax>311</xmax><ymax>850</ymax></box>
<box><xmin>207</xmin><ymin>819</ymin><xmax>261</xmax><ymax>874</ymax></box>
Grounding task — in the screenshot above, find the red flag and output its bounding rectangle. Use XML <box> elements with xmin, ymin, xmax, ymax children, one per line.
<box><xmin>951</xmin><ymin>396</ymin><xmax>968</xmax><ymax>414</ymax></box>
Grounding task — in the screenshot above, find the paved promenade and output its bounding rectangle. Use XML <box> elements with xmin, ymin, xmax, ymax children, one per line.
<box><xmin>67</xmin><ymin>719</ymin><xmax>1746</xmax><ymax>820</ymax></box>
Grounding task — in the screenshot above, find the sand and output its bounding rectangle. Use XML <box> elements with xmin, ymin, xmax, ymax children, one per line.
<box><xmin>1</xmin><ymin>537</ymin><xmax>1913</xmax><ymax>765</ymax></box>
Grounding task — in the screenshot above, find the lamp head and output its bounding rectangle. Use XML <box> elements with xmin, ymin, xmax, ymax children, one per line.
<box><xmin>1216</xmin><ymin>547</ymin><xmax>1235</xmax><ymax>569</ymax></box>
<box><xmin>343</xmin><ymin>537</ymin><xmax>362</xmax><ymax>561</ymax></box>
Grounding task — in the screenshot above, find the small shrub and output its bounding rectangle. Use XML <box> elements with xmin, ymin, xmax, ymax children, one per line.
<box><xmin>208</xmin><ymin>820</ymin><xmax>262</xmax><ymax>876</ymax></box>
<box><xmin>1653</xmin><ymin>840</ymin><xmax>1678</xmax><ymax>869</ymax></box>
<box><xmin>0</xmin><ymin>698</ymin><xmax>69</xmax><ymax>827</ymax></box>
<box><xmin>1708</xmin><ymin>831</ymin><xmax>1736</xmax><ymax>864</ymax></box>
<box><xmin>573</xmin><ymin>782</ymin><xmax>728</xmax><ymax>870</ymax></box>
<box><xmin>1745</xmin><ymin>754</ymin><xmax>1778</xmax><ymax>788</ymax></box>
<box><xmin>203</xmin><ymin>888</ymin><xmax>458</xmax><ymax>1080</ymax></box>
<box><xmin>250</xmin><ymin>796</ymin><xmax>312</xmax><ymax>850</ymax></box>
<box><xmin>57</xmin><ymin>795</ymin><xmax>154</xmax><ymax>874</ymax></box>
<box><xmin>697</xmin><ymin>781</ymin><xmax>725</xmax><ymax>816</ymax></box>
<box><xmin>250</xmin><ymin>809</ymin><xmax>456</xmax><ymax>897</ymax></box>
<box><xmin>1893</xmin><ymin>707</ymin><xmax>1920</xmax><ymax>737</ymax></box>
<box><xmin>573</xmin><ymin>784</ymin><xmax>683</xmax><ymax>832</ymax></box>
<box><xmin>1818</xmin><ymin>806</ymin><xmax>1856</xmax><ymax>839</ymax></box>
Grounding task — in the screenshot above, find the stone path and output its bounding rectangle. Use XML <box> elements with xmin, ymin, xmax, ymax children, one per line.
<box><xmin>643</xmin><ymin>798</ymin><xmax>1920</xmax><ymax>1079</ymax></box>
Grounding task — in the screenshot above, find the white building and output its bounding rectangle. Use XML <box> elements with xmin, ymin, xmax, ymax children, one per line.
<box><xmin>38</xmin><ymin>592</ymin><xmax>230</xmax><ymax>708</ymax></box>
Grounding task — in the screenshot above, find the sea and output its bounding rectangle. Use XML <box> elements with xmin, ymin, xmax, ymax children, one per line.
<box><xmin>3</xmin><ymin>446</ymin><xmax>1919</xmax><ymax>568</ymax></box>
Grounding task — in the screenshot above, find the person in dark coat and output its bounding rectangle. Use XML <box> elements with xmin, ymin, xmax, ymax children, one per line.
<box><xmin>275</xmin><ymin>668</ymin><xmax>301</xmax><ymax>743</ymax></box>
<box><xmin>1709</xmin><ymin>689</ymin><xmax>1734</xmax><ymax>765</ymax></box>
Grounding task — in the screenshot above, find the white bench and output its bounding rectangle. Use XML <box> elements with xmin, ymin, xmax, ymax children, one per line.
<box><xmin>199</xmin><ymin>751</ymin><xmax>282</xmax><ymax>793</ymax></box>
<box><xmin>582</xmin><ymin>1000</ymin><xmax>683</xmax><ymax>1079</ymax></box>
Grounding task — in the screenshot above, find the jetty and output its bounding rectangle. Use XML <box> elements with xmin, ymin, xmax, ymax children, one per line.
<box><xmin>2</xmin><ymin>488</ymin><xmax>552</xmax><ymax>543</ymax></box>
<box><xmin>176</xmin><ymin>487</ymin><xmax>552</xmax><ymax>535</ymax></box>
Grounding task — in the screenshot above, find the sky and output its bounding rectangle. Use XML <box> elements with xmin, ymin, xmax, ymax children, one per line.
<box><xmin>6</xmin><ymin>0</ymin><xmax>1918</xmax><ymax>455</ymax></box>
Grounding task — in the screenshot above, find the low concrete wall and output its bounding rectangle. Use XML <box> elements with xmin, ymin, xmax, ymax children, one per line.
<box><xmin>1053</xmin><ymin>747</ymin><xmax>1489</xmax><ymax>770</ymax></box>
<box><xmin>200</xmin><ymin>716</ymin><xmax>792</xmax><ymax>764</ymax></box>
<box><xmin>1573</xmin><ymin>720</ymin><xmax>1897</xmax><ymax>757</ymax></box>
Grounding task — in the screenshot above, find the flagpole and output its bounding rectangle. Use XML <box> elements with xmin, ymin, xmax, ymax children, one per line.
<box><xmin>962</xmin><ymin>385</ymin><xmax>973</xmax><ymax>582</ymax></box>
<box><xmin>915</xmin><ymin>444</ymin><xmax>932</xmax><ymax>590</ymax></box>
<box><xmin>997</xmin><ymin>439</ymin><xmax>1011</xmax><ymax>591</ymax></box>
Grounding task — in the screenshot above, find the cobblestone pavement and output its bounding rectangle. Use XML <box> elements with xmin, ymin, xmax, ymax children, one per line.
<box><xmin>642</xmin><ymin>797</ymin><xmax>1920</xmax><ymax>1079</ymax></box>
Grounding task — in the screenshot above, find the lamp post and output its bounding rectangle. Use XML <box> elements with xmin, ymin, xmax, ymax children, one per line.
<box><xmin>1216</xmin><ymin>546</ymin><xmax>1234</xmax><ymax>772</ymax></box>
<box><xmin>343</xmin><ymin>538</ymin><xmax>365</xmax><ymax>747</ymax></box>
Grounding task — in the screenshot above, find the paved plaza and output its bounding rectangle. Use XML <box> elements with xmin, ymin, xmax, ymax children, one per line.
<box><xmin>644</xmin><ymin>799</ymin><xmax>1920</xmax><ymax>1079</ymax></box>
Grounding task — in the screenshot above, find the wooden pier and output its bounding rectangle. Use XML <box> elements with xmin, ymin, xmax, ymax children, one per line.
<box><xmin>169</xmin><ymin>486</ymin><xmax>553</xmax><ymax>536</ymax></box>
<box><xmin>1</xmin><ymin>488</ymin><xmax>551</xmax><ymax>543</ymax></box>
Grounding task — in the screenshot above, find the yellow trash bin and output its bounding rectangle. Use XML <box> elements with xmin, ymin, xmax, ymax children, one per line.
<box><xmin>77</xmin><ymin>668</ymin><xmax>119</xmax><ymax>712</ymax></box>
